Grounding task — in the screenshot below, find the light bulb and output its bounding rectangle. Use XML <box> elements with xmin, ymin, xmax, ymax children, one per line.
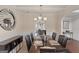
<box><xmin>38</xmin><ymin>16</ymin><xmax>42</xmax><ymax>20</ymax></box>
<box><xmin>34</xmin><ymin>18</ymin><xmax>37</xmax><ymax>21</ymax></box>
<box><xmin>44</xmin><ymin>17</ymin><xmax>47</xmax><ymax>21</ymax></box>
<box><xmin>5</xmin><ymin>24</ymin><xmax>8</xmax><ymax>27</ymax></box>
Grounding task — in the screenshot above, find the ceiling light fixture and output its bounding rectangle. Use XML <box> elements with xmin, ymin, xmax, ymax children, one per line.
<box><xmin>34</xmin><ymin>17</ymin><xmax>37</xmax><ymax>21</ymax></box>
<box><xmin>34</xmin><ymin>5</ymin><xmax>47</xmax><ymax>21</ymax></box>
<box><xmin>34</xmin><ymin>5</ymin><xmax>47</xmax><ymax>31</ymax></box>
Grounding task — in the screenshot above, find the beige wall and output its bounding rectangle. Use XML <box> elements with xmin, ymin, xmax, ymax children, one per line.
<box><xmin>0</xmin><ymin>8</ymin><xmax>71</xmax><ymax>40</ymax></box>
<box><xmin>0</xmin><ymin>10</ymin><xmax>60</xmax><ymax>39</ymax></box>
<box><xmin>0</xmin><ymin>9</ymin><xmax>25</xmax><ymax>39</ymax></box>
<box><xmin>23</xmin><ymin>13</ymin><xmax>58</xmax><ymax>33</ymax></box>
<box><xmin>1</xmin><ymin>6</ymin><xmax>79</xmax><ymax>41</ymax></box>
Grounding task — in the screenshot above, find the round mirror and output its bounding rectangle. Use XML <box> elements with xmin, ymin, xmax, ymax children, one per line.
<box><xmin>0</xmin><ymin>9</ymin><xmax>15</xmax><ymax>31</ymax></box>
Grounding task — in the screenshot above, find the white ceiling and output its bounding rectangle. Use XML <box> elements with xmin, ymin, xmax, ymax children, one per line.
<box><xmin>16</xmin><ymin>5</ymin><xmax>67</xmax><ymax>13</ymax></box>
<box><xmin>66</xmin><ymin>13</ymin><xmax>79</xmax><ymax>20</ymax></box>
<box><xmin>0</xmin><ymin>5</ymin><xmax>79</xmax><ymax>21</ymax></box>
<box><xmin>0</xmin><ymin>5</ymin><xmax>67</xmax><ymax>13</ymax></box>
<box><xmin>0</xmin><ymin>5</ymin><xmax>79</xmax><ymax>19</ymax></box>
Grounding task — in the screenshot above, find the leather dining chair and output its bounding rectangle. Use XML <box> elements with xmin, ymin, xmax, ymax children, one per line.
<box><xmin>52</xmin><ymin>32</ymin><xmax>57</xmax><ymax>40</ymax></box>
<box><xmin>58</xmin><ymin>35</ymin><xmax>64</xmax><ymax>43</ymax></box>
<box><xmin>61</xmin><ymin>37</ymin><xmax>68</xmax><ymax>48</ymax></box>
<box><xmin>58</xmin><ymin>35</ymin><xmax>68</xmax><ymax>48</ymax></box>
<box><xmin>38</xmin><ymin>29</ymin><xmax>43</xmax><ymax>35</ymax></box>
<box><xmin>30</xmin><ymin>33</ymin><xmax>34</xmax><ymax>42</ymax></box>
<box><xmin>25</xmin><ymin>35</ymin><xmax>32</xmax><ymax>52</ymax></box>
<box><xmin>42</xmin><ymin>30</ymin><xmax>46</xmax><ymax>35</ymax></box>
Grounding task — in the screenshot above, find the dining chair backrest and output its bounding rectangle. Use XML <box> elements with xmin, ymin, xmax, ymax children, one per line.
<box><xmin>52</xmin><ymin>32</ymin><xmax>57</xmax><ymax>40</ymax></box>
<box><xmin>42</xmin><ymin>30</ymin><xmax>46</xmax><ymax>35</ymax></box>
<box><xmin>25</xmin><ymin>35</ymin><xmax>32</xmax><ymax>51</ymax></box>
<box><xmin>58</xmin><ymin>35</ymin><xmax>64</xmax><ymax>44</ymax></box>
<box><xmin>58</xmin><ymin>35</ymin><xmax>68</xmax><ymax>48</ymax></box>
<box><xmin>61</xmin><ymin>37</ymin><xmax>68</xmax><ymax>47</ymax></box>
<box><xmin>30</xmin><ymin>33</ymin><xmax>34</xmax><ymax>42</ymax></box>
<box><xmin>37</xmin><ymin>29</ymin><xmax>42</xmax><ymax>35</ymax></box>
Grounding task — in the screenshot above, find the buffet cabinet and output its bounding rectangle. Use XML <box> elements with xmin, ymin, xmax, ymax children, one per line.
<box><xmin>0</xmin><ymin>35</ymin><xmax>23</xmax><ymax>53</ymax></box>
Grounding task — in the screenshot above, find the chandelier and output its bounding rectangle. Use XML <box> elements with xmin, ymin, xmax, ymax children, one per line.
<box><xmin>34</xmin><ymin>5</ymin><xmax>47</xmax><ymax>31</ymax></box>
<box><xmin>34</xmin><ymin>5</ymin><xmax>47</xmax><ymax>21</ymax></box>
<box><xmin>34</xmin><ymin>16</ymin><xmax>47</xmax><ymax>21</ymax></box>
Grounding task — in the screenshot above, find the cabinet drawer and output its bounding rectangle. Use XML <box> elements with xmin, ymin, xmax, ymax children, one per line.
<box><xmin>16</xmin><ymin>45</ymin><xmax>20</xmax><ymax>52</ymax></box>
<box><xmin>12</xmin><ymin>47</ymin><xmax>16</xmax><ymax>53</ymax></box>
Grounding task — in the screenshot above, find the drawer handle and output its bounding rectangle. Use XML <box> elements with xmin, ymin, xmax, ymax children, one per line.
<box><xmin>14</xmin><ymin>42</ymin><xmax>16</xmax><ymax>45</ymax></box>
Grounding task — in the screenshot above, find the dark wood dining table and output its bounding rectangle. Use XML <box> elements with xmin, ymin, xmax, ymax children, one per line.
<box><xmin>29</xmin><ymin>40</ymin><xmax>43</xmax><ymax>53</ymax></box>
<box><xmin>29</xmin><ymin>35</ymin><xmax>63</xmax><ymax>53</ymax></box>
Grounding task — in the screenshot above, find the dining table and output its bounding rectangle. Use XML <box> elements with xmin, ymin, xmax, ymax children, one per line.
<box><xmin>29</xmin><ymin>39</ymin><xmax>44</xmax><ymax>53</ymax></box>
<box><xmin>29</xmin><ymin>35</ymin><xmax>64</xmax><ymax>53</ymax></box>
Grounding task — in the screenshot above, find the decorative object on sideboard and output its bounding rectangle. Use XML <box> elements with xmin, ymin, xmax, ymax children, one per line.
<box><xmin>0</xmin><ymin>9</ymin><xmax>15</xmax><ymax>31</ymax></box>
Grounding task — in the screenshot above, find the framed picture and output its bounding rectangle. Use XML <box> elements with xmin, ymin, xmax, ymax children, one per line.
<box><xmin>63</xmin><ymin>21</ymin><xmax>70</xmax><ymax>29</ymax></box>
<box><xmin>0</xmin><ymin>9</ymin><xmax>15</xmax><ymax>31</ymax></box>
